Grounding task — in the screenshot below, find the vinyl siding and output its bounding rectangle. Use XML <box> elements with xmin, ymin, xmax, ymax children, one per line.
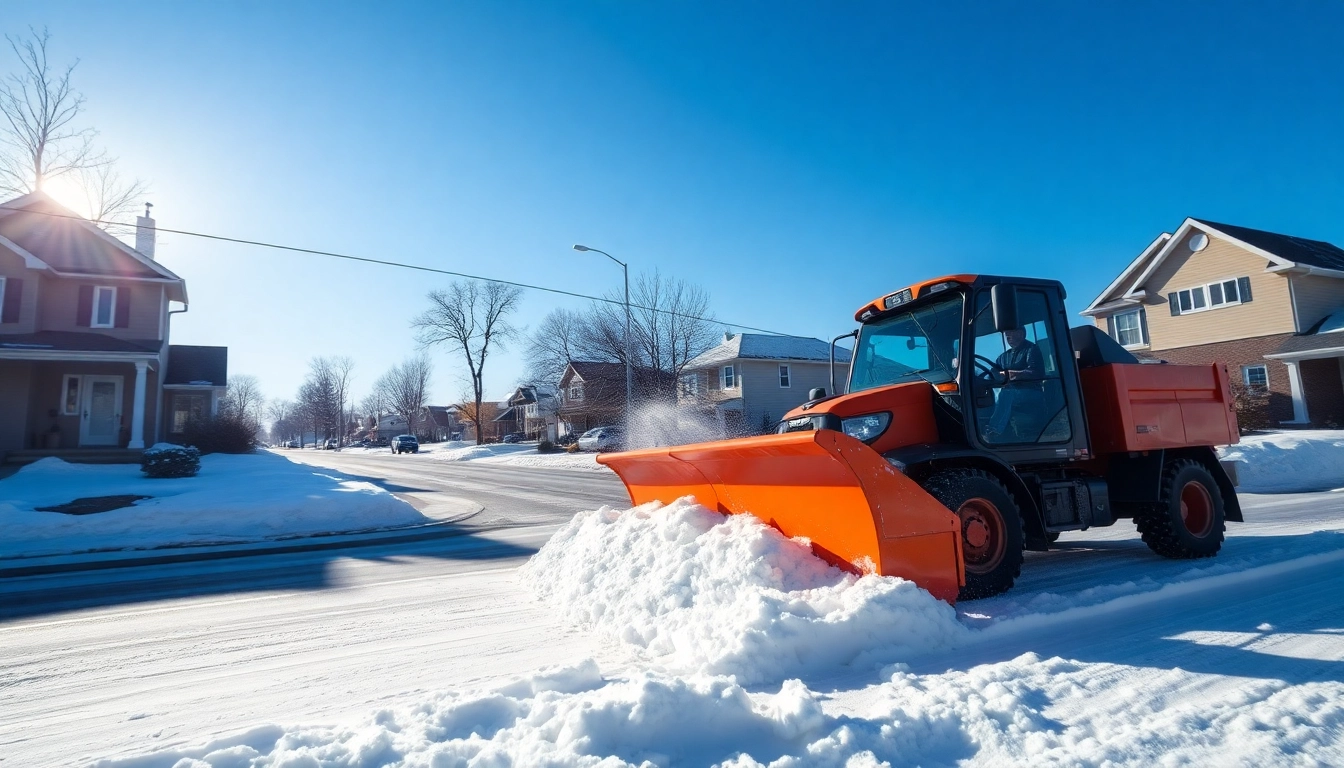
<box><xmin>38</xmin><ymin>275</ymin><xmax>164</xmax><ymax>341</ymax></box>
<box><xmin>1289</xmin><ymin>273</ymin><xmax>1344</xmax><ymax>332</ymax></box>
<box><xmin>738</xmin><ymin>360</ymin><xmax>850</xmax><ymax>428</ymax></box>
<box><xmin>1132</xmin><ymin>230</ymin><xmax>1295</xmax><ymax>351</ymax></box>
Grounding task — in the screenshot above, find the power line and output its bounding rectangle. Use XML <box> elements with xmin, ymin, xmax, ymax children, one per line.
<box><xmin>0</xmin><ymin>203</ymin><xmax>810</xmax><ymax>338</ymax></box>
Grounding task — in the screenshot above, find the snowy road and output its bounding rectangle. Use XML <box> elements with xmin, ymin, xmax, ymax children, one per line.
<box><xmin>2</xmin><ymin>457</ymin><xmax>1342</xmax><ymax>764</ymax></box>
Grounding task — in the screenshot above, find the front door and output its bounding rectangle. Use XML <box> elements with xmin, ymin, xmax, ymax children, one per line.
<box><xmin>80</xmin><ymin>375</ymin><xmax>123</xmax><ymax>446</ymax></box>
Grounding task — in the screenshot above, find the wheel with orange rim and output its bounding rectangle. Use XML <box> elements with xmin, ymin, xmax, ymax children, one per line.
<box><xmin>923</xmin><ymin>468</ymin><xmax>1024</xmax><ymax>600</ymax></box>
<box><xmin>1137</xmin><ymin>460</ymin><xmax>1226</xmax><ymax>559</ymax></box>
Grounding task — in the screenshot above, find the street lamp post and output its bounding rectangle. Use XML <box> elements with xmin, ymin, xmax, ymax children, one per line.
<box><xmin>573</xmin><ymin>244</ymin><xmax>633</xmax><ymax>431</ymax></box>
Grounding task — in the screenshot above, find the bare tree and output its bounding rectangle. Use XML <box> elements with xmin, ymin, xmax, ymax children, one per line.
<box><xmin>524</xmin><ymin>271</ymin><xmax>720</xmax><ymax>398</ymax></box>
<box><xmin>414</xmin><ymin>281</ymin><xmax>522</xmax><ymax>445</ymax></box>
<box><xmin>373</xmin><ymin>354</ymin><xmax>433</xmax><ymax>439</ymax></box>
<box><xmin>73</xmin><ymin>163</ymin><xmax>149</xmax><ymax>233</ymax></box>
<box><xmin>220</xmin><ymin>374</ymin><xmax>265</xmax><ymax>425</ymax></box>
<box><xmin>297</xmin><ymin>357</ymin><xmax>343</xmax><ymax>444</ymax></box>
<box><xmin>0</xmin><ymin>28</ymin><xmax>101</xmax><ymax>197</ymax></box>
<box><xmin>524</xmin><ymin>308</ymin><xmax>587</xmax><ymax>384</ymax></box>
<box><xmin>328</xmin><ymin>356</ymin><xmax>354</xmax><ymax>446</ymax></box>
<box><xmin>267</xmin><ymin>398</ymin><xmax>295</xmax><ymax>444</ymax></box>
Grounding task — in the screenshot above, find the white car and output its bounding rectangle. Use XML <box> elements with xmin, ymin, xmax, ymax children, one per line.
<box><xmin>577</xmin><ymin>426</ymin><xmax>624</xmax><ymax>452</ymax></box>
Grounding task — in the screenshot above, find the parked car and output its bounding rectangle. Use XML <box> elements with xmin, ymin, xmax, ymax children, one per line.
<box><xmin>578</xmin><ymin>426</ymin><xmax>624</xmax><ymax>452</ymax></box>
<box><xmin>501</xmin><ymin>432</ymin><xmax>526</xmax><ymax>444</ymax></box>
<box><xmin>285</xmin><ymin>440</ymin><xmax>299</xmax><ymax>449</ymax></box>
<box><xmin>392</xmin><ymin>434</ymin><xmax>419</xmax><ymax>454</ymax></box>
<box><xmin>372</xmin><ymin>437</ymin><xmax>390</xmax><ymax>448</ymax></box>
<box><xmin>323</xmin><ymin>439</ymin><xmax>338</xmax><ymax>450</ymax></box>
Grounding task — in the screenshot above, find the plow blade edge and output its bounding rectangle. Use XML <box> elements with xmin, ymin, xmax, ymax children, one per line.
<box><xmin>597</xmin><ymin>430</ymin><xmax>965</xmax><ymax>602</ymax></box>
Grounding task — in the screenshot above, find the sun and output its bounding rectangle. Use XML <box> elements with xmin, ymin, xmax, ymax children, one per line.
<box><xmin>36</xmin><ymin>173</ymin><xmax>94</xmax><ymax>218</ymax></box>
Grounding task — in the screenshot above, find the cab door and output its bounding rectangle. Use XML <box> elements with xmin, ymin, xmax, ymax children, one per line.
<box><xmin>966</xmin><ymin>284</ymin><xmax>1088</xmax><ymax>463</ymax></box>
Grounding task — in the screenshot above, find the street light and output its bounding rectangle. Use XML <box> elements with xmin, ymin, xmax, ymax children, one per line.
<box><xmin>573</xmin><ymin>244</ymin><xmax>633</xmax><ymax>432</ymax></box>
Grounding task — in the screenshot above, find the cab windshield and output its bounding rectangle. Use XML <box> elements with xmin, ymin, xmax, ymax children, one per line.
<box><xmin>848</xmin><ymin>292</ymin><xmax>964</xmax><ymax>393</ymax></box>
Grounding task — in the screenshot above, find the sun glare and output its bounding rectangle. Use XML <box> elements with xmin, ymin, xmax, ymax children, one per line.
<box><xmin>37</xmin><ymin>174</ymin><xmax>94</xmax><ymax>218</ymax></box>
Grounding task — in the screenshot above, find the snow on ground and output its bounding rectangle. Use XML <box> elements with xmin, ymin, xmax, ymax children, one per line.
<box><xmin>0</xmin><ymin>453</ymin><xmax>428</xmax><ymax>558</ymax></box>
<box><xmin>1220</xmin><ymin>429</ymin><xmax>1344</xmax><ymax>493</ymax></box>
<box><xmin>321</xmin><ymin>442</ymin><xmax>610</xmax><ymax>472</ymax></box>
<box><xmin>99</xmin><ymin>495</ymin><xmax>1344</xmax><ymax>767</ymax></box>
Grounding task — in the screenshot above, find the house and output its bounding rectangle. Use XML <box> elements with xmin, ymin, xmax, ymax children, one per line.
<box><xmin>678</xmin><ymin>333</ymin><xmax>852</xmax><ymax>436</ymax></box>
<box><xmin>420</xmin><ymin>404</ymin><xmax>463</xmax><ymax>442</ymax></box>
<box><xmin>1083</xmin><ymin>218</ymin><xmax>1344</xmax><ymax>426</ymax></box>
<box><xmin>0</xmin><ymin>192</ymin><xmax>228</xmax><ymax>461</ymax></box>
<box><xmin>376</xmin><ymin>413</ymin><xmax>409</xmax><ymax>439</ymax></box>
<box><xmin>557</xmin><ymin>361</ymin><xmax>675</xmax><ymax>434</ymax></box>
<box><xmin>506</xmin><ymin>384</ymin><xmax>560</xmax><ymax>440</ymax></box>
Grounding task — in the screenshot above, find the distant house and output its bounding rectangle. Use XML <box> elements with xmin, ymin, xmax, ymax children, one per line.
<box><xmin>1084</xmin><ymin>218</ymin><xmax>1344</xmax><ymax>426</ymax></box>
<box><xmin>506</xmin><ymin>384</ymin><xmax>560</xmax><ymax>441</ymax></box>
<box><xmin>557</xmin><ymin>361</ymin><xmax>674</xmax><ymax>434</ymax></box>
<box><xmin>376</xmin><ymin>413</ymin><xmax>409</xmax><ymax>438</ymax></box>
<box><xmin>420</xmin><ymin>404</ymin><xmax>463</xmax><ymax>442</ymax></box>
<box><xmin>0</xmin><ymin>191</ymin><xmax>227</xmax><ymax>462</ymax></box>
<box><xmin>678</xmin><ymin>333</ymin><xmax>852</xmax><ymax>436</ymax></box>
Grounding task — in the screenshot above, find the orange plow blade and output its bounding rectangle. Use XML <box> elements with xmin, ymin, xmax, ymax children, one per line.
<box><xmin>597</xmin><ymin>430</ymin><xmax>965</xmax><ymax>603</ymax></box>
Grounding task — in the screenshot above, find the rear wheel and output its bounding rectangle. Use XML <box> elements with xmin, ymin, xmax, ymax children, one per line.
<box><xmin>922</xmin><ymin>469</ymin><xmax>1025</xmax><ymax>600</ymax></box>
<box><xmin>1136</xmin><ymin>460</ymin><xmax>1225</xmax><ymax>559</ymax></box>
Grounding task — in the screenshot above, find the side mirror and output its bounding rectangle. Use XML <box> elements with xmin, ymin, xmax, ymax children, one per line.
<box><xmin>807</xmin><ymin>387</ymin><xmax>827</xmax><ymax>401</ymax></box>
<box><xmin>991</xmin><ymin>284</ymin><xmax>1020</xmax><ymax>332</ymax></box>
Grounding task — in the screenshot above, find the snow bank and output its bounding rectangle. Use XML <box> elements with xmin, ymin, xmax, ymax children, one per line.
<box><xmin>1220</xmin><ymin>430</ymin><xmax>1344</xmax><ymax>493</ymax></box>
<box><xmin>101</xmin><ymin>653</ymin><xmax>1344</xmax><ymax>767</ymax></box>
<box><xmin>0</xmin><ymin>453</ymin><xmax>429</xmax><ymax>558</ymax></box>
<box><xmin>519</xmin><ymin>498</ymin><xmax>966</xmax><ymax>685</ymax></box>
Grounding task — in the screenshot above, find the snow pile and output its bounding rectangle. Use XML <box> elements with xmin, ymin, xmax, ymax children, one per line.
<box><xmin>519</xmin><ymin>498</ymin><xmax>967</xmax><ymax>684</ymax></box>
<box><xmin>0</xmin><ymin>453</ymin><xmax>429</xmax><ymax>558</ymax></box>
<box><xmin>101</xmin><ymin>654</ymin><xmax>1344</xmax><ymax>767</ymax></box>
<box><xmin>1220</xmin><ymin>430</ymin><xmax>1344</xmax><ymax>493</ymax></box>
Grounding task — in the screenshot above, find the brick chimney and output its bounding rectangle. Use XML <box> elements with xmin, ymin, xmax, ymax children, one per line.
<box><xmin>135</xmin><ymin>202</ymin><xmax>156</xmax><ymax>260</ymax></box>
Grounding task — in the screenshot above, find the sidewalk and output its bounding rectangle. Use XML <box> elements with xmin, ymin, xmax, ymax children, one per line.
<box><xmin>0</xmin><ymin>491</ymin><xmax>482</xmax><ymax>578</ymax></box>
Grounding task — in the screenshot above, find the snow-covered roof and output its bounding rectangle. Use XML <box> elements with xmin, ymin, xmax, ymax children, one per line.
<box><xmin>685</xmin><ymin>333</ymin><xmax>852</xmax><ymax>370</ymax></box>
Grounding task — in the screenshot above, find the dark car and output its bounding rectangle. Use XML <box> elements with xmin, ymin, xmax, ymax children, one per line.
<box><xmin>392</xmin><ymin>434</ymin><xmax>419</xmax><ymax>454</ymax></box>
<box><xmin>501</xmin><ymin>433</ymin><xmax>526</xmax><ymax>444</ymax></box>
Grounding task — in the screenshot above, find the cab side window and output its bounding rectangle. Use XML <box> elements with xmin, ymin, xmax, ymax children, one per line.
<box><xmin>969</xmin><ymin>289</ymin><xmax>1070</xmax><ymax>445</ymax></box>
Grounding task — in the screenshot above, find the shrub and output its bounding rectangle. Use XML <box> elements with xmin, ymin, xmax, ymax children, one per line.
<box><xmin>1230</xmin><ymin>382</ymin><xmax>1272</xmax><ymax>433</ymax></box>
<box><xmin>141</xmin><ymin>444</ymin><xmax>201</xmax><ymax>478</ymax></box>
<box><xmin>566</xmin><ymin>442</ymin><xmax>581</xmax><ymax>453</ymax></box>
<box><xmin>537</xmin><ymin>440</ymin><xmax>557</xmax><ymax>454</ymax></box>
<box><xmin>182</xmin><ymin>413</ymin><xmax>258</xmax><ymax>455</ymax></box>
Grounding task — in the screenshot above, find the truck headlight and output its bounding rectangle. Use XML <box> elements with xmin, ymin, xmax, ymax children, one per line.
<box><xmin>840</xmin><ymin>412</ymin><xmax>890</xmax><ymax>443</ymax></box>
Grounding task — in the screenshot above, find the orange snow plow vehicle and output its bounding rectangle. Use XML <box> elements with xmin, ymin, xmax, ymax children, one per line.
<box><xmin>598</xmin><ymin>275</ymin><xmax>1242</xmax><ymax>602</ymax></box>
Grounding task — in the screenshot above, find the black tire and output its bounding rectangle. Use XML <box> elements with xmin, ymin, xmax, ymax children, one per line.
<box><xmin>922</xmin><ymin>468</ymin><xmax>1025</xmax><ymax>600</ymax></box>
<box><xmin>1136</xmin><ymin>459</ymin><xmax>1225</xmax><ymax>559</ymax></box>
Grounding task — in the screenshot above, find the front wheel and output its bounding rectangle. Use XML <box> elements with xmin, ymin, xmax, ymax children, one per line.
<box><xmin>1136</xmin><ymin>460</ymin><xmax>1226</xmax><ymax>559</ymax></box>
<box><xmin>922</xmin><ymin>468</ymin><xmax>1025</xmax><ymax>600</ymax></box>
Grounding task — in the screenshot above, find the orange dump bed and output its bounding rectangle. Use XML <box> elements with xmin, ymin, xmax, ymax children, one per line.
<box><xmin>1079</xmin><ymin>363</ymin><xmax>1239</xmax><ymax>455</ymax></box>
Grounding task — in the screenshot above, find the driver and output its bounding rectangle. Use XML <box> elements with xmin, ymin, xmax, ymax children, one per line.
<box><xmin>986</xmin><ymin>327</ymin><xmax>1045</xmax><ymax>440</ymax></box>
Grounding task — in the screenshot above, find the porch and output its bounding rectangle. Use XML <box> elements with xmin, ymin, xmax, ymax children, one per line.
<box><xmin>0</xmin><ymin>347</ymin><xmax>159</xmax><ymax>461</ymax></box>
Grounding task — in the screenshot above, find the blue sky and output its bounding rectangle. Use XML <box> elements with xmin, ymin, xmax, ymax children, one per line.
<box><xmin>7</xmin><ymin>2</ymin><xmax>1343</xmax><ymax>404</ymax></box>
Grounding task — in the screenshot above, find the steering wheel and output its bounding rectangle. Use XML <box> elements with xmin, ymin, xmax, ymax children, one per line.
<box><xmin>973</xmin><ymin>355</ymin><xmax>1008</xmax><ymax>387</ymax></box>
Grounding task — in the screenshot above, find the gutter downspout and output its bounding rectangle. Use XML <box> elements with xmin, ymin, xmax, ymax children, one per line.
<box><xmin>157</xmin><ymin>302</ymin><xmax>189</xmax><ymax>444</ymax></box>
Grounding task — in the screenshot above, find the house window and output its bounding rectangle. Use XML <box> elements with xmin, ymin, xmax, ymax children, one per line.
<box><xmin>62</xmin><ymin>375</ymin><xmax>81</xmax><ymax>415</ymax></box>
<box><xmin>1113</xmin><ymin>310</ymin><xmax>1145</xmax><ymax>348</ymax></box>
<box><xmin>721</xmin><ymin>365</ymin><xmax>735</xmax><ymax>389</ymax></box>
<box><xmin>1243</xmin><ymin>364</ymin><xmax>1269</xmax><ymax>390</ymax></box>
<box><xmin>568</xmin><ymin>383</ymin><xmax>584</xmax><ymax>401</ymax></box>
<box><xmin>91</xmin><ymin>286</ymin><xmax>117</xmax><ymax>328</ymax></box>
<box><xmin>171</xmin><ymin>392</ymin><xmax>209</xmax><ymax>434</ymax></box>
<box><xmin>680</xmin><ymin>374</ymin><xmax>698</xmax><ymax>397</ymax></box>
<box><xmin>1170</xmin><ymin>277</ymin><xmax>1248</xmax><ymax>316</ymax></box>
<box><xmin>779</xmin><ymin>364</ymin><xmax>791</xmax><ymax>388</ymax></box>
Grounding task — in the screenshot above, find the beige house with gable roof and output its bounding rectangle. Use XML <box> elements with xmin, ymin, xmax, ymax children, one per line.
<box><xmin>1083</xmin><ymin>218</ymin><xmax>1344</xmax><ymax>426</ymax></box>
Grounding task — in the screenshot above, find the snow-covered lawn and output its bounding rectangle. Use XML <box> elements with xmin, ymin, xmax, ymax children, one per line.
<box><xmin>96</xmin><ymin>496</ymin><xmax>1344</xmax><ymax>767</ymax></box>
<box><xmin>1220</xmin><ymin>429</ymin><xmax>1344</xmax><ymax>493</ymax></box>
<box><xmin>0</xmin><ymin>453</ymin><xmax>429</xmax><ymax>559</ymax></box>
